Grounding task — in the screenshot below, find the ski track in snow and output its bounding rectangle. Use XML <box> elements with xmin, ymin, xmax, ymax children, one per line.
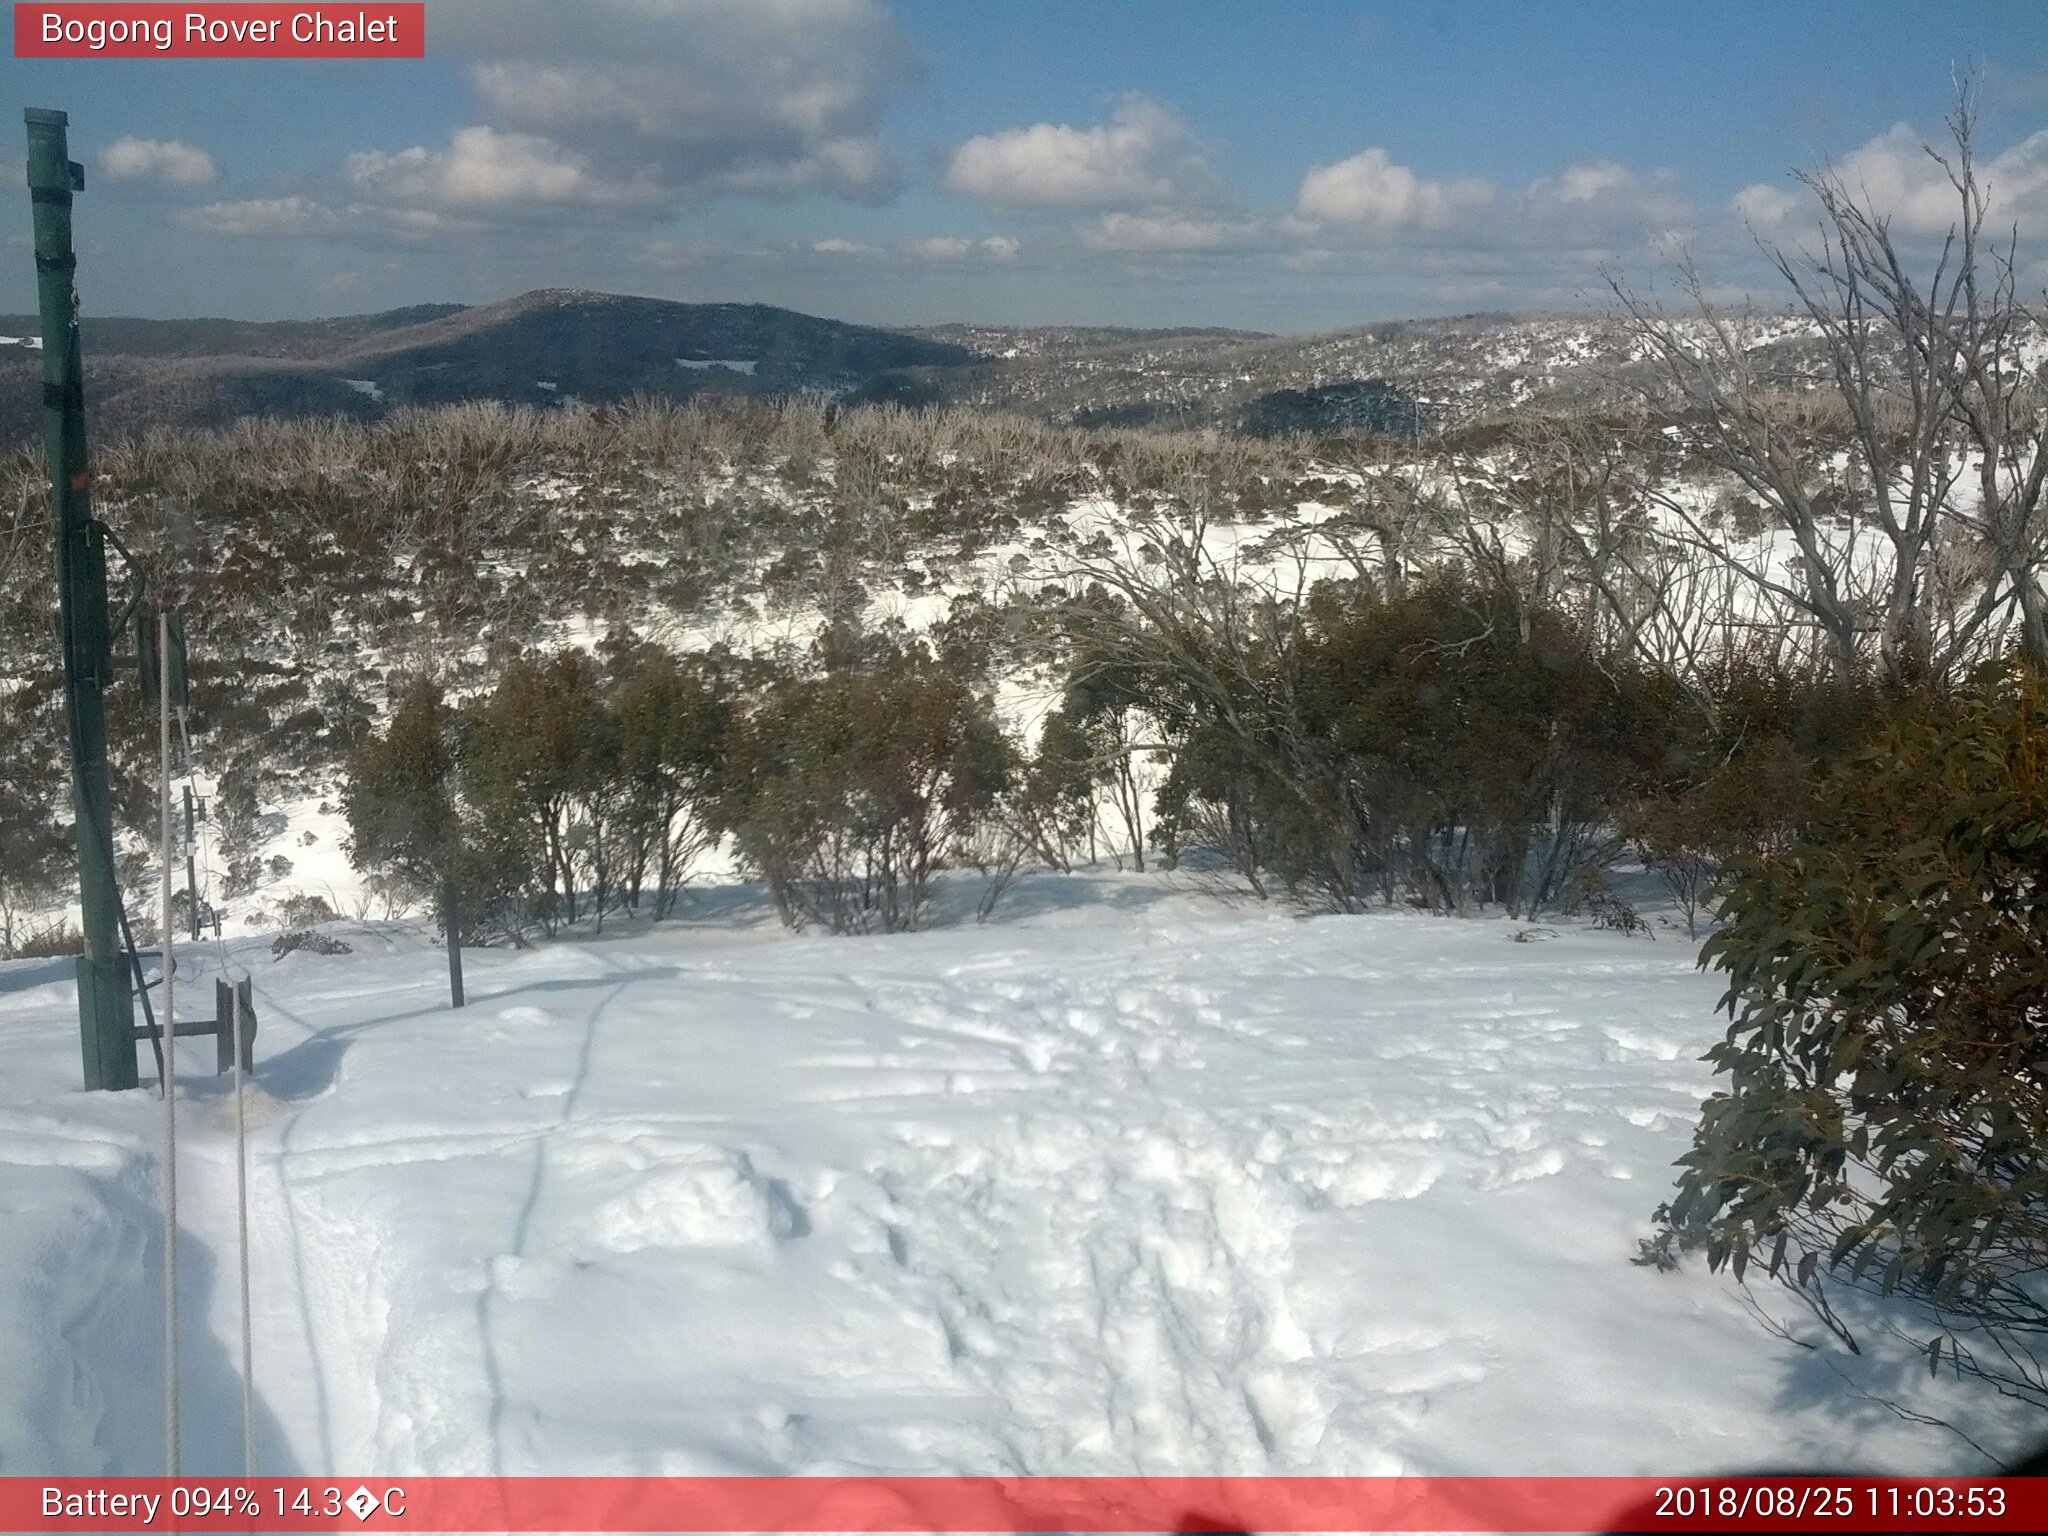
<box><xmin>0</xmin><ymin>874</ymin><xmax>2021</xmax><ymax>1479</ymax></box>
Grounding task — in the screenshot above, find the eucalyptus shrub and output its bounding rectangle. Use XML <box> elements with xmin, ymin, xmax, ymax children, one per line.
<box><xmin>1137</xmin><ymin>573</ymin><xmax>1674</xmax><ymax>913</ymax></box>
<box><xmin>717</xmin><ymin>649</ymin><xmax>1012</xmax><ymax>934</ymax></box>
<box><xmin>1664</xmin><ymin>667</ymin><xmax>2048</xmax><ymax>1410</ymax></box>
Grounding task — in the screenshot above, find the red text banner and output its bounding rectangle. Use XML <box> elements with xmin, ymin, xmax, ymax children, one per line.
<box><xmin>2</xmin><ymin>1476</ymin><xmax>2042</xmax><ymax>1533</ymax></box>
<box><xmin>15</xmin><ymin>5</ymin><xmax>424</xmax><ymax>58</ymax></box>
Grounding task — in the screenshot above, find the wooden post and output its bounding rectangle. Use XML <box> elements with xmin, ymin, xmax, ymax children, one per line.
<box><xmin>441</xmin><ymin>878</ymin><xmax>465</xmax><ymax>1009</ymax></box>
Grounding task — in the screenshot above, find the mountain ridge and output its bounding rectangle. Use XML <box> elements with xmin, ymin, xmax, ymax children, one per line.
<box><xmin>0</xmin><ymin>287</ymin><xmax>1827</xmax><ymax>447</ymax></box>
<box><xmin>0</xmin><ymin>288</ymin><xmax>980</xmax><ymax>445</ymax></box>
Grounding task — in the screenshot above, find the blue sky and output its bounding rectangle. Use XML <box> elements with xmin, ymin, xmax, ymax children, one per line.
<box><xmin>4</xmin><ymin>0</ymin><xmax>2044</xmax><ymax>331</ymax></box>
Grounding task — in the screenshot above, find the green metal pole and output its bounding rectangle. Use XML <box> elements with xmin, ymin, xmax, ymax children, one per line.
<box><xmin>27</xmin><ymin>108</ymin><xmax>135</xmax><ymax>1091</ymax></box>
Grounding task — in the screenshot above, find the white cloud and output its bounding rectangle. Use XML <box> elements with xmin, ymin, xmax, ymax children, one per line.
<box><xmin>901</xmin><ymin>234</ymin><xmax>1021</xmax><ymax>261</ymax></box>
<box><xmin>1279</xmin><ymin>246</ymin><xmax>1338</xmax><ymax>273</ymax></box>
<box><xmin>806</xmin><ymin>233</ymin><xmax>1018</xmax><ymax>263</ymax></box>
<box><xmin>99</xmin><ymin>137</ymin><xmax>217</xmax><ymax>187</ymax></box>
<box><xmin>1720</xmin><ymin>124</ymin><xmax>2048</xmax><ymax>244</ymax></box>
<box><xmin>1295</xmin><ymin>147</ymin><xmax>1492</xmax><ymax>229</ymax></box>
<box><xmin>1292</xmin><ymin>147</ymin><xmax>1693</xmax><ymax>266</ymax></box>
<box><xmin>344</xmin><ymin>126</ymin><xmax>662</xmax><ymax>212</ymax></box>
<box><xmin>1646</xmin><ymin>225</ymin><xmax>1695</xmax><ymax>261</ymax></box>
<box><xmin>707</xmin><ymin>134</ymin><xmax>897</xmax><ymax>200</ymax></box>
<box><xmin>433</xmin><ymin>0</ymin><xmax>914</xmax><ymax>204</ymax></box>
<box><xmin>944</xmin><ymin>96</ymin><xmax>1223</xmax><ymax>210</ymax></box>
<box><xmin>374</xmin><ymin>207</ymin><xmax>487</xmax><ymax>241</ymax></box>
<box><xmin>1829</xmin><ymin>121</ymin><xmax>2048</xmax><ymax>234</ymax></box>
<box><xmin>1529</xmin><ymin>160</ymin><xmax>1636</xmax><ymax>206</ymax></box>
<box><xmin>1081</xmin><ymin>211</ymin><xmax>1263</xmax><ymax>252</ymax></box>
<box><xmin>178</xmin><ymin>1</ymin><xmax>922</xmax><ymax>250</ymax></box>
<box><xmin>178</xmin><ymin>196</ymin><xmax>489</xmax><ymax>244</ymax></box>
<box><xmin>1731</xmin><ymin>182</ymin><xmax>1799</xmax><ymax>226</ymax></box>
<box><xmin>1523</xmin><ymin>160</ymin><xmax>1688</xmax><ymax>230</ymax></box>
<box><xmin>180</xmin><ymin>196</ymin><xmax>335</xmax><ymax>238</ymax></box>
<box><xmin>1830</xmin><ymin>123</ymin><xmax>1965</xmax><ymax>232</ymax></box>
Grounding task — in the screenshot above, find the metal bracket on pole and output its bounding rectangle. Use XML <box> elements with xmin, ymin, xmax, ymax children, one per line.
<box><xmin>128</xmin><ymin>979</ymin><xmax>254</xmax><ymax>1077</ymax></box>
<box><xmin>106</xmin><ymin>517</ymin><xmax>149</xmax><ymax>642</ymax></box>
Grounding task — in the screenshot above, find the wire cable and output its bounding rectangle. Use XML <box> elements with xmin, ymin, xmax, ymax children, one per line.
<box><xmin>157</xmin><ymin>610</ymin><xmax>179</xmax><ymax>1478</ymax></box>
<box><xmin>173</xmin><ymin>700</ymin><xmax>256</xmax><ymax>1477</ymax></box>
<box><xmin>232</xmin><ymin>974</ymin><xmax>253</xmax><ymax>1475</ymax></box>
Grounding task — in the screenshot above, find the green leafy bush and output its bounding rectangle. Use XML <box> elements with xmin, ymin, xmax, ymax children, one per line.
<box><xmin>611</xmin><ymin>648</ymin><xmax>733</xmax><ymax>920</ymax></box>
<box><xmin>1141</xmin><ymin>572</ymin><xmax>1676</xmax><ymax>913</ymax></box>
<box><xmin>343</xmin><ymin>680</ymin><xmax>458</xmax><ymax>885</ymax></box>
<box><xmin>718</xmin><ymin>649</ymin><xmax>1012</xmax><ymax>933</ymax></box>
<box><xmin>1665</xmin><ymin>667</ymin><xmax>2048</xmax><ymax>1410</ymax></box>
<box><xmin>460</xmin><ymin>652</ymin><xmax>616</xmax><ymax>932</ymax></box>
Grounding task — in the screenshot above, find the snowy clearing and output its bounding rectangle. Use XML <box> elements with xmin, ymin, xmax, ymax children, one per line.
<box><xmin>0</xmin><ymin>872</ymin><xmax>2022</xmax><ymax>1479</ymax></box>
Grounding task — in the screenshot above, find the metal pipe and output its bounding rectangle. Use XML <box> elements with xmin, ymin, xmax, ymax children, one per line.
<box><xmin>26</xmin><ymin>107</ymin><xmax>136</xmax><ymax>1090</ymax></box>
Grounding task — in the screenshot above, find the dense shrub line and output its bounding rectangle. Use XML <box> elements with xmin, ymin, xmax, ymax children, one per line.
<box><xmin>1047</xmin><ymin>554</ymin><xmax>1900</xmax><ymax>921</ymax></box>
<box><xmin>343</xmin><ymin>630</ymin><xmax>1110</xmax><ymax>940</ymax></box>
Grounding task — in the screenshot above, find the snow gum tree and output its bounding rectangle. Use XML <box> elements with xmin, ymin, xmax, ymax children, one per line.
<box><xmin>718</xmin><ymin>648</ymin><xmax>1012</xmax><ymax>934</ymax></box>
<box><xmin>611</xmin><ymin>648</ymin><xmax>732</xmax><ymax>920</ymax></box>
<box><xmin>341</xmin><ymin>677</ymin><xmax>464</xmax><ymax>931</ymax></box>
<box><xmin>461</xmin><ymin>651</ymin><xmax>616</xmax><ymax>932</ymax></box>
<box><xmin>1087</xmin><ymin>564</ymin><xmax>1676</xmax><ymax>915</ymax></box>
<box><xmin>345</xmin><ymin>649</ymin><xmax>738</xmax><ymax>942</ymax></box>
<box><xmin>1614</xmin><ymin>91</ymin><xmax>2048</xmax><ymax>689</ymax></box>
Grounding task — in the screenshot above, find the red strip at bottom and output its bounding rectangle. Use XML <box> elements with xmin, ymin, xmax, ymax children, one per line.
<box><xmin>6</xmin><ymin>1475</ymin><xmax>2038</xmax><ymax>1533</ymax></box>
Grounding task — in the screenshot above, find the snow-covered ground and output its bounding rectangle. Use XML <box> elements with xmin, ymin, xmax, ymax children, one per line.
<box><xmin>0</xmin><ymin>871</ymin><xmax>2022</xmax><ymax>1482</ymax></box>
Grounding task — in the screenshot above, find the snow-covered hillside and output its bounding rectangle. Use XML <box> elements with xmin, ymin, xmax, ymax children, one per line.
<box><xmin>934</xmin><ymin>310</ymin><xmax>1835</xmax><ymax>429</ymax></box>
<box><xmin>0</xmin><ymin>871</ymin><xmax>2020</xmax><ymax>1479</ymax></box>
